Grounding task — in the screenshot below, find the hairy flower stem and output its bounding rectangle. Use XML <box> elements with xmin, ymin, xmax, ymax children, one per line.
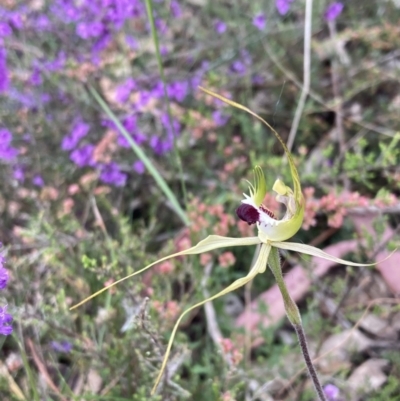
<box><xmin>268</xmin><ymin>247</ymin><xmax>327</xmax><ymax>401</ymax></box>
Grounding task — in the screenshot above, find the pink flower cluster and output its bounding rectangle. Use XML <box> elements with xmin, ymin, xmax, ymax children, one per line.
<box><xmin>302</xmin><ymin>187</ymin><xmax>398</xmax><ymax>230</ymax></box>
<box><xmin>152</xmin><ymin>300</ymin><xmax>181</xmax><ymax>324</ymax></box>
<box><xmin>220</xmin><ymin>337</ymin><xmax>243</xmax><ymax>366</ymax></box>
<box><xmin>188</xmin><ymin>198</ymin><xmax>235</xmax><ymax>237</ymax></box>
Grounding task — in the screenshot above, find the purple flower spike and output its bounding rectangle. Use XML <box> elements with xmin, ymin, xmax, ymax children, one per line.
<box><xmin>0</xmin><ymin>305</ymin><xmax>13</xmax><ymax>336</ymax></box>
<box><xmin>30</xmin><ymin>67</ymin><xmax>42</xmax><ymax>86</ymax></box>
<box><xmin>0</xmin><ymin>129</ymin><xmax>18</xmax><ymax>161</ymax></box>
<box><xmin>0</xmin><ymin>245</ymin><xmax>12</xmax><ymax>336</ymax></box>
<box><xmin>324</xmin><ymin>384</ymin><xmax>340</xmax><ymax>400</ymax></box>
<box><xmin>167</xmin><ymin>81</ymin><xmax>188</xmax><ymax>102</ymax></box>
<box><xmin>0</xmin><ymin>48</ymin><xmax>9</xmax><ymax>93</ymax></box>
<box><xmin>0</xmin><ymin>265</ymin><xmax>9</xmax><ymax>289</ymax></box>
<box><xmin>100</xmin><ymin>163</ymin><xmax>127</xmax><ymax>187</ymax></box>
<box><xmin>252</xmin><ymin>13</ymin><xmax>266</xmax><ymax>31</ymax></box>
<box><xmin>324</xmin><ymin>2</ymin><xmax>344</xmax><ymax>21</ymax></box>
<box><xmin>62</xmin><ymin>121</ymin><xmax>90</xmax><ymax>151</ymax></box>
<box><xmin>0</xmin><ymin>22</ymin><xmax>11</xmax><ymax>37</ymax></box>
<box><xmin>70</xmin><ymin>144</ymin><xmax>95</xmax><ymax>167</ymax></box>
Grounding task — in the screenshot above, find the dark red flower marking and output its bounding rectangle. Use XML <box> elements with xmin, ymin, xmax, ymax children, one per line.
<box><xmin>259</xmin><ymin>205</ymin><xmax>276</xmax><ymax>219</ymax></box>
<box><xmin>236</xmin><ymin>204</ymin><xmax>260</xmax><ymax>225</ymax></box>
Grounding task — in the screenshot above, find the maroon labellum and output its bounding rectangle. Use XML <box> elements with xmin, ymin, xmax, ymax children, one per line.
<box><xmin>236</xmin><ymin>204</ymin><xmax>260</xmax><ymax>225</ymax></box>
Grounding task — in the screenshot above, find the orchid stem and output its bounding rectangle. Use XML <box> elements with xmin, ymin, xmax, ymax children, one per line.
<box><xmin>268</xmin><ymin>247</ymin><xmax>327</xmax><ymax>401</ymax></box>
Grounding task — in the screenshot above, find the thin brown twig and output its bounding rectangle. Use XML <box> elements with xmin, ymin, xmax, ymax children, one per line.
<box><xmin>26</xmin><ymin>338</ymin><xmax>70</xmax><ymax>401</ymax></box>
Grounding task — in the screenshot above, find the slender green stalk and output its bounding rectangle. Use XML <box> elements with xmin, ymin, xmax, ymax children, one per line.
<box><xmin>268</xmin><ymin>247</ymin><xmax>327</xmax><ymax>401</ymax></box>
<box><xmin>89</xmin><ymin>86</ymin><xmax>189</xmax><ymax>226</ymax></box>
<box><xmin>144</xmin><ymin>0</ymin><xmax>187</xmax><ymax>207</ymax></box>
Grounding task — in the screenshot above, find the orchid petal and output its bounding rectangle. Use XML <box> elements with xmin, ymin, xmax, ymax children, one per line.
<box><xmin>274</xmin><ymin>241</ymin><xmax>380</xmax><ymax>267</ymax></box>
<box><xmin>70</xmin><ymin>235</ymin><xmax>260</xmax><ymax>310</ymax></box>
<box><xmin>151</xmin><ymin>243</ymin><xmax>271</xmax><ymax>394</ymax></box>
<box><xmin>199</xmin><ymin>87</ymin><xmax>304</xmax><ymax>241</ymax></box>
<box><xmin>253</xmin><ymin>166</ymin><xmax>267</xmax><ymax>206</ymax></box>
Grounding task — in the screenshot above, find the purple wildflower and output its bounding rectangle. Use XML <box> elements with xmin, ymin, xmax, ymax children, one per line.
<box><xmin>8</xmin><ymin>88</ymin><xmax>36</xmax><ymax>108</ymax></box>
<box><xmin>160</xmin><ymin>45</ymin><xmax>169</xmax><ymax>56</ymax></box>
<box><xmin>0</xmin><ymin>305</ymin><xmax>13</xmax><ymax>336</ymax></box>
<box><xmin>214</xmin><ymin>20</ymin><xmax>227</xmax><ymax>34</ymax></box>
<box><xmin>35</xmin><ymin>15</ymin><xmax>52</xmax><ymax>31</ymax></box>
<box><xmin>91</xmin><ymin>33</ymin><xmax>111</xmax><ymax>56</ymax></box>
<box><xmin>276</xmin><ymin>0</ymin><xmax>294</xmax><ymax>16</ymax></box>
<box><xmin>167</xmin><ymin>81</ymin><xmax>188</xmax><ymax>102</ymax></box>
<box><xmin>117</xmin><ymin>131</ymin><xmax>146</xmax><ymax>148</ymax></box>
<box><xmin>0</xmin><ymin>244</ymin><xmax>12</xmax><ymax>336</ymax></box>
<box><xmin>8</xmin><ymin>11</ymin><xmax>23</xmax><ymax>30</ymax></box>
<box><xmin>0</xmin><ymin>262</ymin><xmax>9</xmax><ymax>290</ymax></box>
<box><xmin>0</xmin><ymin>22</ymin><xmax>11</xmax><ymax>37</ymax></box>
<box><xmin>136</xmin><ymin>91</ymin><xmax>152</xmax><ymax>109</ymax></box>
<box><xmin>0</xmin><ymin>145</ymin><xmax>17</xmax><ymax>160</ymax></box>
<box><xmin>30</xmin><ymin>67</ymin><xmax>42</xmax><ymax>86</ymax></box>
<box><xmin>125</xmin><ymin>35</ymin><xmax>138</xmax><ymax>50</ymax></box>
<box><xmin>32</xmin><ymin>175</ymin><xmax>44</xmax><ymax>187</ymax></box>
<box><xmin>123</xmin><ymin>115</ymin><xmax>137</xmax><ymax>132</ymax></box>
<box><xmin>161</xmin><ymin>113</ymin><xmax>180</xmax><ymax>137</ymax></box>
<box><xmin>170</xmin><ymin>0</ymin><xmax>182</xmax><ymax>17</ymax></box>
<box><xmin>252</xmin><ymin>74</ymin><xmax>265</xmax><ymax>85</ymax></box>
<box><xmin>252</xmin><ymin>13</ymin><xmax>266</xmax><ymax>30</ymax></box>
<box><xmin>323</xmin><ymin>384</ymin><xmax>340</xmax><ymax>400</ymax></box>
<box><xmin>70</xmin><ymin>144</ymin><xmax>95</xmax><ymax>167</ymax></box>
<box><xmin>41</xmin><ymin>93</ymin><xmax>51</xmax><ymax>103</ymax></box>
<box><xmin>212</xmin><ymin>110</ymin><xmax>230</xmax><ymax>127</ymax></box>
<box><xmin>62</xmin><ymin>121</ymin><xmax>90</xmax><ymax>151</ymax></box>
<box><xmin>117</xmin><ymin>135</ymin><xmax>130</xmax><ymax>148</ymax></box>
<box><xmin>324</xmin><ymin>2</ymin><xmax>344</xmax><ymax>21</ymax></box>
<box><xmin>0</xmin><ymin>129</ymin><xmax>12</xmax><ymax>144</ymax></box>
<box><xmin>154</xmin><ymin>18</ymin><xmax>167</xmax><ymax>35</ymax></box>
<box><xmin>13</xmin><ymin>165</ymin><xmax>25</xmax><ymax>182</ymax></box>
<box><xmin>99</xmin><ymin>162</ymin><xmax>127</xmax><ymax>187</ymax></box>
<box><xmin>151</xmin><ymin>81</ymin><xmax>164</xmax><ymax>99</ymax></box>
<box><xmin>50</xmin><ymin>341</ymin><xmax>72</xmax><ymax>353</ymax></box>
<box><xmin>115</xmin><ymin>78</ymin><xmax>136</xmax><ymax>103</ymax></box>
<box><xmin>44</xmin><ymin>51</ymin><xmax>66</xmax><ymax>72</ymax></box>
<box><xmin>117</xmin><ymin>115</ymin><xmax>146</xmax><ymax>148</ymax></box>
<box><xmin>0</xmin><ymin>48</ymin><xmax>9</xmax><ymax>92</ymax></box>
<box><xmin>133</xmin><ymin>160</ymin><xmax>145</xmax><ymax>174</ymax></box>
<box><xmin>230</xmin><ymin>60</ymin><xmax>247</xmax><ymax>75</ymax></box>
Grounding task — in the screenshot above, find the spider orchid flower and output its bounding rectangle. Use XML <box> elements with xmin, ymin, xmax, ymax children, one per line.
<box><xmin>71</xmin><ymin>88</ymin><xmax>381</xmax><ymax>395</ymax></box>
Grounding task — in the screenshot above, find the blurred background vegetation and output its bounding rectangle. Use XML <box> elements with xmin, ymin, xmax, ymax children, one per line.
<box><xmin>0</xmin><ymin>0</ymin><xmax>399</xmax><ymax>400</ymax></box>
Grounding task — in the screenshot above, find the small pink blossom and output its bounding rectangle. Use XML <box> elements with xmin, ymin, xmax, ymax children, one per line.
<box><xmin>200</xmin><ymin>253</ymin><xmax>212</xmax><ymax>266</ymax></box>
<box><xmin>158</xmin><ymin>261</ymin><xmax>174</xmax><ymax>274</ymax></box>
<box><xmin>218</xmin><ymin>252</ymin><xmax>236</xmax><ymax>268</ymax></box>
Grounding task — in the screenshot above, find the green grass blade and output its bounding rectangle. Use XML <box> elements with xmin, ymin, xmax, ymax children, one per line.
<box><xmin>89</xmin><ymin>86</ymin><xmax>189</xmax><ymax>225</ymax></box>
<box><xmin>144</xmin><ymin>0</ymin><xmax>188</xmax><ymax>207</ymax></box>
